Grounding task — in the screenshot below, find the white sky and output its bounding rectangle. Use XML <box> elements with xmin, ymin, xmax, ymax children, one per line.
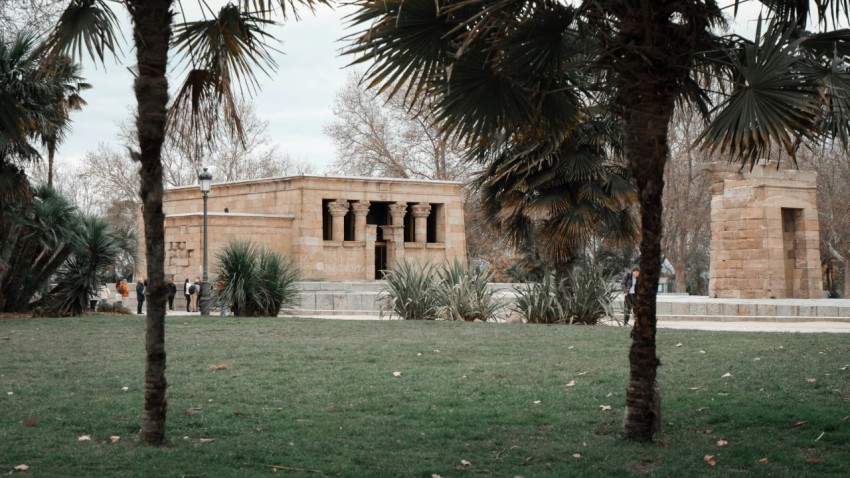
<box><xmin>55</xmin><ymin>2</ymin><xmax>765</xmax><ymax>175</ymax></box>
<box><xmin>59</xmin><ymin>3</ymin><xmax>357</xmax><ymax>173</ymax></box>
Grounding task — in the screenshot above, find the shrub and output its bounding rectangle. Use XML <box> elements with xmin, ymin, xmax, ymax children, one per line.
<box><xmin>435</xmin><ymin>260</ymin><xmax>504</xmax><ymax>321</ymax></box>
<box><xmin>377</xmin><ymin>260</ymin><xmax>440</xmax><ymax>320</ymax></box>
<box><xmin>214</xmin><ymin>242</ymin><xmax>300</xmax><ymax>317</ymax></box>
<box><xmin>512</xmin><ymin>258</ymin><xmax>618</xmax><ymax>325</ymax></box>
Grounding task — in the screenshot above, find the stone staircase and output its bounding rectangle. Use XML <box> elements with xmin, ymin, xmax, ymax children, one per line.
<box><xmin>287</xmin><ymin>282</ymin><xmax>850</xmax><ymax>323</ymax></box>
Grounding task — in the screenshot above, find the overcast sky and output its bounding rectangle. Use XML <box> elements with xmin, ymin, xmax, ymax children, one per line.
<box><xmin>56</xmin><ymin>2</ymin><xmax>766</xmax><ymax>176</ymax></box>
<box><xmin>59</xmin><ymin>3</ymin><xmax>356</xmax><ymax>173</ymax></box>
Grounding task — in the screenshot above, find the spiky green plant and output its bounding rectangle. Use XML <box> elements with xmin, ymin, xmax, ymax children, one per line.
<box><xmin>435</xmin><ymin>259</ymin><xmax>503</xmax><ymax>322</ymax></box>
<box><xmin>511</xmin><ymin>272</ymin><xmax>567</xmax><ymax>324</ymax></box>
<box><xmin>377</xmin><ymin>260</ymin><xmax>439</xmax><ymax>320</ymax></box>
<box><xmin>563</xmin><ymin>258</ymin><xmax>619</xmax><ymax>325</ymax></box>
<box><xmin>214</xmin><ymin>241</ymin><xmax>299</xmax><ymax>317</ymax></box>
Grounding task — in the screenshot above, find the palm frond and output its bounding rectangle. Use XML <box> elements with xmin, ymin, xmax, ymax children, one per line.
<box><xmin>40</xmin><ymin>0</ymin><xmax>123</xmax><ymax>64</ymax></box>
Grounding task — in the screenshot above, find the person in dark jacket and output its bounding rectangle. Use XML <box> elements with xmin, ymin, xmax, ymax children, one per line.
<box><xmin>136</xmin><ymin>279</ymin><xmax>146</xmax><ymax>314</ymax></box>
<box><xmin>166</xmin><ymin>277</ymin><xmax>177</xmax><ymax>311</ymax></box>
<box><xmin>621</xmin><ymin>266</ymin><xmax>639</xmax><ymax>327</ymax></box>
<box><xmin>184</xmin><ymin>278</ymin><xmax>191</xmax><ymax>312</ymax></box>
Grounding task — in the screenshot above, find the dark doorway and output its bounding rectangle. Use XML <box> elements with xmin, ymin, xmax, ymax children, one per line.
<box><xmin>374</xmin><ymin>243</ymin><xmax>387</xmax><ymax>279</ymax></box>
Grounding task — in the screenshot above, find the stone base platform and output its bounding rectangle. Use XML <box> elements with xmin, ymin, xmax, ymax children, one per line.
<box><xmin>286</xmin><ymin>282</ymin><xmax>850</xmax><ymax>323</ymax></box>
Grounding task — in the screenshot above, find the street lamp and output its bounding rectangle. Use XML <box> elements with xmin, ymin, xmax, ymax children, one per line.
<box><xmin>199</xmin><ymin>167</ymin><xmax>212</xmax><ymax>316</ymax></box>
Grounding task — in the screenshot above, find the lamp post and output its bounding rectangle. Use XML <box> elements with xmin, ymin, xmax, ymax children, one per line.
<box><xmin>199</xmin><ymin>167</ymin><xmax>212</xmax><ymax>316</ymax></box>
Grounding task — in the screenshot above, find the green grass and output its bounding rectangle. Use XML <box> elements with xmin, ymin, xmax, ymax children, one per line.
<box><xmin>1</xmin><ymin>316</ymin><xmax>848</xmax><ymax>477</ymax></box>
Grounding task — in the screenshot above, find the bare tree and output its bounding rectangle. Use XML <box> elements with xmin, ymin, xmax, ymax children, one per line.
<box><xmin>0</xmin><ymin>0</ymin><xmax>65</xmax><ymax>38</ymax></box>
<box><xmin>663</xmin><ymin>107</ymin><xmax>713</xmax><ymax>294</ymax></box>
<box><xmin>324</xmin><ymin>72</ymin><xmax>466</xmax><ymax>181</ymax></box>
<box><xmin>798</xmin><ymin>144</ymin><xmax>850</xmax><ymax>297</ymax></box>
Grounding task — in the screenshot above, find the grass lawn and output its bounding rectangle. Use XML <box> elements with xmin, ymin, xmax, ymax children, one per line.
<box><xmin>1</xmin><ymin>315</ymin><xmax>848</xmax><ymax>477</ymax></box>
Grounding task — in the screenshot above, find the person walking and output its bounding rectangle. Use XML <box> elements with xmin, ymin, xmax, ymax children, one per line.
<box><xmin>166</xmin><ymin>277</ymin><xmax>177</xmax><ymax>311</ymax></box>
<box><xmin>117</xmin><ymin>279</ymin><xmax>130</xmax><ymax>307</ymax></box>
<box><xmin>136</xmin><ymin>279</ymin><xmax>146</xmax><ymax>314</ymax></box>
<box><xmin>184</xmin><ymin>278</ymin><xmax>192</xmax><ymax>312</ymax></box>
<box><xmin>191</xmin><ymin>277</ymin><xmax>201</xmax><ymax>312</ymax></box>
<box><xmin>621</xmin><ymin>266</ymin><xmax>640</xmax><ymax>327</ymax></box>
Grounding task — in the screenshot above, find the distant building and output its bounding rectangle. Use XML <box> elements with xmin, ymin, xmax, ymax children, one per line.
<box><xmin>137</xmin><ymin>175</ymin><xmax>467</xmax><ymax>281</ymax></box>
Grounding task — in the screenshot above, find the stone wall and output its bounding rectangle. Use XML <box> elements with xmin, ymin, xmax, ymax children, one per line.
<box><xmin>705</xmin><ymin>161</ymin><xmax>823</xmax><ymax>299</ymax></box>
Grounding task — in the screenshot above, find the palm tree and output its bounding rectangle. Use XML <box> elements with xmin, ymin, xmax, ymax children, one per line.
<box><xmin>40</xmin><ymin>55</ymin><xmax>90</xmax><ymax>187</ymax></box>
<box><xmin>39</xmin><ymin>0</ymin><xmax>328</xmax><ymax>445</ymax></box>
<box><xmin>344</xmin><ymin>0</ymin><xmax>850</xmax><ymax>442</ymax></box>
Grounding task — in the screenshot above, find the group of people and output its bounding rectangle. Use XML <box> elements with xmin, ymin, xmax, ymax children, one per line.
<box><xmin>116</xmin><ymin>276</ymin><xmax>202</xmax><ymax>314</ymax></box>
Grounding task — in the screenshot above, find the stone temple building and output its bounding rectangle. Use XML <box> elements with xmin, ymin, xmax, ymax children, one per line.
<box><xmin>705</xmin><ymin>161</ymin><xmax>823</xmax><ymax>299</ymax></box>
<box><xmin>137</xmin><ymin>175</ymin><xmax>467</xmax><ymax>281</ymax></box>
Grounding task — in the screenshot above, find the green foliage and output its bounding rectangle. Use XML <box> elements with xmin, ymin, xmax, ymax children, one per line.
<box><xmin>47</xmin><ymin>215</ymin><xmax>126</xmax><ymax>316</ymax></box>
<box><xmin>434</xmin><ymin>259</ymin><xmax>504</xmax><ymax>321</ymax></box>
<box><xmin>214</xmin><ymin>241</ymin><xmax>300</xmax><ymax>317</ymax></box>
<box><xmin>512</xmin><ymin>258</ymin><xmax>617</xmax><ymax>325</ymax></box>
<box><xmin>377</xmin><ymin>260</ymin><xmax>440</xmax><ymax>320</ymax></box>
<box><xmin>379</xmin><ymin>260</ymin><xmax>505</xmax><ymax>321</ymax></box>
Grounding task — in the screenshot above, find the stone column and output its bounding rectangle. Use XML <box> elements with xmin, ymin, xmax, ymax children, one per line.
<box><xmin>327</xmin><ymin>199</ymin><xmax>349</xmax><ymax>242</ymax></box>
<box><xmin>387</xmin><ymin>203</ymin><xmax>408</xmax><ymax>265</ymax></box>
<box><xmin>352</xmin><ymin>201</ymin><xmax>371</xmax><ymax>242</ymax></box>
<box><xmin>411</xmin><ymin>202</ymin><xmax>431</xmax><ymax>243</ymax></box>
<box><xmin>365</xmin><ymin>224</ymin><xmax>377</xmax><ymax>280</ymax></box>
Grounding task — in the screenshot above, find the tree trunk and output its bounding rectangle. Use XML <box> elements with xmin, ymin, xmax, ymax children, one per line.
<box><xmin>616</xmin><ymin>47</ymin><xmax>678</xmax><ymax>445</ymax></box>
<box><xmin>129</xmin><ymin>0</ymin><xmax>172</xmax><ymax>446</ymax></box>
<box><xmin>47</xmin><ymin>141</ymin><xmax>55</xmax><ymax>188</ymax></box>
<box><xmin>674</xmin><ymin>233</ymin><xmax>689</xmax><ymax>293</ymax></box>
<box><xmin>844</xmin><ymin>256</ymin><xmax>850</xmax><ymax>298</ymax></box>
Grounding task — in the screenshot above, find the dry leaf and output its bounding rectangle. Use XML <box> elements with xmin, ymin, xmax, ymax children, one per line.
<box><xmin>416</xmin><ymin>353</ymin><xmax>422</xmax><ymax>356</ymax></box>
<box><xmin>1</xmin><ymin>337</ymin><xmax>10</xmax><ymax>340</ymax></box>
<box><xmin>791</xmin><ymin>420</ymin><xmax>808</xmax><ymax>428</ymax></box>
<box><xmin>393</xmin><ymin>371</ymin><xmax>402</xmax><ymax>377</ymax></box>
<box><xmin>568</xmin><ymin>345</ymin><xmax>574</xmax><ymax>349</ymax></box>
<box><xmin>572</xmin><ymin>453</ymin><xmax>582</xmax><ymax>459</ymax></box>
<box><xmin>840</xmin><ymin>365</ymin><xmax>848</xmax><ymax>371</ymax></box>
<box><xmin>431</xmin><ymin>475</ymin><xmax>444</xmax><ymax>478</ymax></box>
<box><xmin>675</xmin><ymin>343</ymin><xmax>683</xmax><ymax>347</ymax></box>
<box><xmin>185</xmin><ymin>407</ymin><xmax>202</xmax><ymax>416</ymax></box>
<box><xmin>13</xmin><ymin>464</ymin><xmax>29</xmax><ymax>472</ymax></box>
<box><xmin>699</xmin><ymin>350</ymin><xmax>706</xmax><ymax>354</ymax></box>
<box><xmin>460</xmin><ymin>459</ymin><xmax>471</xmax><ymax>466</ymax></box>
<box><xmin>121</xmin><ymin>386</ymin><xmax>129</xmax><ymax>392</ymax></box>
<box><xmin>577</xmin><ymin>371</ymin><xmax>591</xmax><ymax>376</ymax></box>
<box><xmin>7</xmin><ymin>391</ymin><xmax>13</xmax><ymax>395</ymax></box>
<box><xmin>704</xmin><ymin>455</ymin><xmax>717</xmax><ymax>466</ymax></box>
<box><xmin>433</xmin><ymin>349</ymin><xmax>440</xmax><ymax>353</ymax></box>
<box><xmin>805</xmin><ymin>454</ymin><xmax>820</xmax><ymax>464</ymax></box>
<box><xmin>698</xmin><ymin>407</ymin><xmax>709</xmax><ymax>412</ymax></box>
<box><xmin>77</xmin><ymin>434</ymin><xmax>91</xmax><ymax>441</ymax></box>
<box><xmin>716</xmin><ymin>439</ymin><xmax>728</xmax><ymax>447</ymax></box>
<box><xmin>721</xmin><ymin>372</ymin><xmax>732</xmax><ymax>378</ymax></box>
<box><xmin>805</xmin><ymin>378</ymin><xmax>816</xmax><ymax>383</ymax></box>
<box><xmin>532</xmin><ymin>400</ymin><xmax>541</xmax><ymax>404</ymax></box>
<box><xmin>208</xmin><ymin>364</ymin><xmax>228</xmax><ymax>371</ymax></box>
<box><xmin>565</xmin><ymin>380</ymin><xmax>576</xmax><ymax>387</ymax></box>
<box><xmin>108</xmin><ymin>435</ymin><xmax>120</xmax><ymax>443</ymax></box>
<box><xmin>600</xmin><ymin>405</ymin><xmax>612</xmax><ymax>411</ymax></box>
<box><xmin>814</xmin><ymin>432</ymin><xmax>825</xmax><ymax>442</ymax></box>
<box><xmin>199</xmin><ymin>437</ymin><xmax>216</xmax><ymax>443</ymax></box>
<box><xmin>688</xmin><ymin>387</ymin><xmax>701</xmax><ymax>391</ymax></box>
<box><xmin>758</xmin><ymin>457</ymin><xmax>769</xmax><ymax>464</ymax></box>
<box><xmin>24</xmin><ymin>416</ymin><xmax>38</xmax><ymax>427</ymax></box>
<box><xmin>659</xmin><ymin>439</ymin><xmax>669</xmax><ymax>446</ymax></box>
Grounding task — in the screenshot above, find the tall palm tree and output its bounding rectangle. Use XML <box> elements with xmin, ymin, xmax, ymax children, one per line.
<box><xmin>40</xmin><ymin>0</ymin><xmax>328</xmax><ymax>446</ymax></box>
<box><xmin>40</xmin><ymin>55</ymin><xmax>90</xmax><ymax>187</ymax></box>
<box><xmin>344</xmin><ymin>0</ymin><xmax>850</xmax><ymax>442</ymax></box>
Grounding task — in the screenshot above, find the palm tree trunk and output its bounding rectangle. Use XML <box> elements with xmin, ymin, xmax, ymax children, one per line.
<box><xmin>129</xmin><ymin>0</ymin><xmax>172</xmax><ymax>446</ymax></box>
<box><xmin>618</xmin><ymin>78</ymin><xmax>677</xmax><ymax>445</ymax></box>
<box><xmin>47</xmin><ymin>141</ymin><xmax>55</xmax><ymax>187</ymax></box>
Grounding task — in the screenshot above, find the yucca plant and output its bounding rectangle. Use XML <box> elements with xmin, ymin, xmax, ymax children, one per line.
<box><xmin>563</xmin><ymin>258</ymin><xmax>619</xmax><ymax>325</ymax></box>
<box><xmin>214</xmin><ymin>241</ymin><xmax>299</xmax><ymax>317</ymax></box>
<box><xmin>377</xmin><ymin>260</ymin><xmax>439</xmax><ymax>320</ymax></box>
<box><xmin>435</xmin><ymin>259</ymin><xmax>503</xmax><ymax>322</ymax></box>
<box><xmin>511</xmin><ymin>272</ymin><xmax>567</xmax><ymax>324</ymax></box>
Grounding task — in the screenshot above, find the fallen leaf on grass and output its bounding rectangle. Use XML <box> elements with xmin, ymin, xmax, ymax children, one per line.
<box><xmin>841</xmin><ymin>365</ymin><xmax>848</xmax><ymax>371</ymax></box>
<box><xmin>688</xmin><ymin>387</ymin><xmax>701</xmax><ymax>391</ymax></box>
<box><xmin>108</xmin><ymin>435</ymin><xmax>120</xmax><ymax>443</ymax></box>
<box><xmin>791</xmin><ymin>420</ymin><xmax>808</xmax><ymax>428</ymax></box>
<box><xmin>431</xmin><ymin>475</ymin><xmax>443</xmax><ymax>478</ymax></box>
<box><xmin>704</xmin><ymin>455</ymin><xmax>717</xmax><ymax>467</ymax></box>
<box><xmin>14</xmin><ymin>464</ymin><xmax>29</xmax><ymax>472</ymax></box>
<box><xmin>532</xmin><ymin>400</ymin><xmax>541</xmax><ymax>404</ymax></box>
<box><xmin>199</xmin><ymin>437</ymin><xmax>216</xmax><ymax>443</ymax></box>
<box><xmin>721</xmin><ymin>372</ymin><xmax>732</xmax><ymax>378</ymax></box>
<box><xmin>185</xmin><ymin>407</ymin><xmax>202</xmax><ymax>416</ymax></box>
<box><xmin>577</xmin><ymin>371</ymin><xmax>591</xmax><ymax>376</ymax></box>
<box><xmin>567</xmin><ymin>346</ymin><xmax>574</xmax><ymax>349</ymax></box>
<box><xmin>24</xmin><ymin>417</ymin><xmax>37</xmax><ymax>426</ymax></box>
<box><xmin>758</xmin><ymin>457</ymin><xmax>769</xmax><ymax>464</ymax></box>
<box><xmin>1</xmin><ymin>337</ymin><xmax>10</xmax><ymax>340</ymax></box>
<box><xmin>393</xmin><ymin>371</ymin><xmax>402</xmax><ymax>377</ymax></box>
<box><xmin>697</xmin><ymin>407</ymin><xmax>709</xmax><ymax>412</ymax></box>
<box><xmin>716</xmin><ymin>439</ymin><xmax>728</xmax><ymax>447</ymax></box>
<box><xmin>699</xmin><ymin>350</ymin><xmax>706</xmax><ymax>354</ymax></box>
<box><xmin>77</xmin><ymin>434</ymin><xmax>91</xmax><ymax>441</ymax></box>
<box><xmin>675</xmin><ymin>343</ymin><xmax>683</xmax><ymax>347</ymax></box>
<box><xmin>460</xmin><ymin>459</ymin><xmax>471</xmax><ymax>466</ymax></box>
<box><xmin>121</xmin><ymin>387</ymin><xmax>129</xmax><ymax>392</ymax></box>
<box><xmin>565</xmin><ymin>380</ymin><xmax>576</xmax><ymax>387</ymax></box>
<box><xmin>208</xmin><ymin>364</ymin><xmax>228</xmax><ymax>371</ymax></box>
<box><xmin>659</xmin><ymin>439</ymin><xmax>669</xmax><ymax>447</ymax></box>
<box><xmin>806</xmin><ymin>454</ymin><xmax>820</xmax><ymax>464</ymax></box>
<box><xmin>7</xmin><ymin>391</ymin><xmax>13</xmax><ymax>395</ymax></box>
<box><xmin>814</xmin><ymin>432</ymin><xmax>825</xmax><ymax>442</ymax></box>
<box><xmin>600</xmin><ymin>405</ymin><xmax>612</xmax><ymax>411</ymax></box>
<box><xmin>572</xmin><ymin>453</ymin><xmax>582</xmax><ymax>459</ymax></box>
<box><xmin>805</xmin><ymin>378</ymin><xmax>816</xmax><ymax>383</ymax></box>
